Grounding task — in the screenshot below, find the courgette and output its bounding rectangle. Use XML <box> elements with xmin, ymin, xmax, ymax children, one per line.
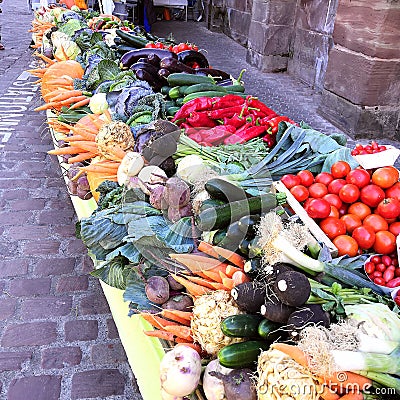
<box><xmin>168</xmin><ymin>86</ymin><xmax>181</xmax><ymax>99</ymax></box>
<box><xmin>221</xmin><ymin>314</ymin><xmax>263</xmax><ymax>338</ymax></box>
<box><xmin>115</xmin><ymin>29</ymin><xmax>148</xmax><ymax>48</ymax></box>
<box><xmin>238</xmin><ymin>215</ymin><xmax>261</xmax><ymax>236</ymax></box>
<box><xmin>166</xmin><ymin>107</ymin><xmax>180</xmax><ymax>117</ymax></box>
<box><xmin>212</xmin><ymin>229</ymin><xmax>227</xmax><ymax>245</ymax></box>
<box><xmin>167</xmin><ymin>73</ymin><xmax>215</xmax><ymax>87</ymax></box>
<box><xmin>225</xmin><ymin>84</ymin><xmax>245</xmax><ymax>93</ymax></box>
<box><xmin>176</xmin><ymin>98</ymin><xmax>184</xmax><ymax>107</ymax></box>
<box><xmin>218</xmin><ymin>340</ymin><xmax>270</xmax><ymax>368</ymax></box>
<box><xmin>205</xmin><ymin>177</ymin><xmax>248</xmax><ymax>202</ymax></box>
<box><xmin>164</xmin><ymin>100</ymin><xmax>176</xmax><ymax>108</ymax></box>
<box><xmin>218</xmin><ymin>222</ymin><xmax>246</xmax><ymax>250</ymax></box>
<box><xmin>199</xmin><ymin>198</ymin><xmax>226</xmax><ymax>213</ymax></box>
<box><xmin>183</xmin><ymin>91</ymin><xmax>227</xmax><ymax>104</ymax></box>
<box><xmin>183</xmin><ymin>83</ymin><xmax>227</xmax><ymax>96</ymax></box>
<box><xmin>178</xmin><ymin>85</ymin><xmax>190</xmax><ymax>95</ymax></box>
<box><xmin>257</xmin><ymin>319</ymin><xmax>282</xmax><ymax>341</ymax></box>
<box><xmin>196</xmin><ymin>193</ymin><xmax>277</xmax><ymax>231</ymax></box>
<box><xmin>161</xmin><ymin>86</ymin><xmax>171</xmax><ymax>96</ymax></box>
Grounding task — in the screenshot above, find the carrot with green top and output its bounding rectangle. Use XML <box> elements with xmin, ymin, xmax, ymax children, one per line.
<box><xmin>171</xmin><ymin>274</ymin><xmax>211</xmax><ymax>297</ymax></box>
<box><xmin>160</xmin><ymin>309</ymin><xmax>192</xmax><ymax>326</ymax></box>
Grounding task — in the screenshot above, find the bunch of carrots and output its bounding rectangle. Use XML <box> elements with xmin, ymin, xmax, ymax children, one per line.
<box><xmin>272</xmin><ymin>343</ymin><xmax>373</xmax><ymax>400</ymax></box>
<box><xmin>28</xmin><ymin>18</ymin><xmax>56</xmax><ymax>49</ymax></box>
<box><xmin>34</xmin><ymin>88</ymin><xmax>91</xmax><ymax>112</ymax></box>
<box><xmin>139</xmin><ymin>242</ymin><xmax>248</xmax><ymax>350</ymax></box>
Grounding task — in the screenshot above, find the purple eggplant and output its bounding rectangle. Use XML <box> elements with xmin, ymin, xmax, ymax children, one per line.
<box><xmin>160</xmin><ymin>57</ymin><xmax>195</xmax><ymax>74</ymax></box>
<box><xmin>130</xmin><ymin>62</ymin><xmax>159</xmax><ymax>76</ymax></box>
<box><xmin>135</xmin><ymin>69</ymin><xmax>167</xmax><ymax>91</ymax></box>
<box><xmin>147</xmin><ymin>53</ymin><xmax>161</xmax><ymax>67</ymax></box>
<box><xmin>177</xmin><ymin>50</ymin><xmax>209</xmax><ymax>68</ymax></box>
<box><xmin>120</xmin><ymin>49</ymin><xmax>177</xmax><ymax>69</ymax></box>
<box><xmin>158</xmin><ymin>68</ymin><xmax>171</xmax><ymax>78</ymax></box>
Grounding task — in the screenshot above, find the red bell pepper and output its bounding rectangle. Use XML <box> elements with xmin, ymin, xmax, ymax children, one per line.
<box><xmin>268</xmin><ymin>116</ymin><xmax>294</xmax><ymax>134</ymax></box>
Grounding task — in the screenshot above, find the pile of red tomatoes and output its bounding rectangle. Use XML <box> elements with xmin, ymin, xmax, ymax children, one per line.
<box><xmin>281</xmin><ymin>162</ymin><xmax>400</xmax><ymax>258</ymax></box>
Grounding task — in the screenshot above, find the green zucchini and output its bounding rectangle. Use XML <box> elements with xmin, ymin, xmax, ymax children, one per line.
<box><xmin>183</xmin><ymin>91</ymin><xmax>227</xmax><ymax>104</ymax></box>
<box><xmin>221</xmin><ymin>314</ymin><xmax>263</xmax><ymax>338</ymax></box>
<box><xmin>199</xmin><ymin>198</ymin><xmax>226</xmax><ymax>213</ymax></box>
<box><xmin>212</xmin><ymin>229</ymin><xmax>227</xmax><ymax>245</ymax></box>
<box><xmin>176</xmin><ymin>98</ymin><xmax>184</xmax><ymax>107</ymax></box>
<box><xmin>219</xmin><ymin>222</ymin><xmax>246</xmax><ymax>250</ymax></box>
<box><xmin>166</xmin><ymin>107</ymin><xmax>180</xmax><ymax>117</ymax></box>
<box><xmin>161</xmin><ymin>86</ymin><xmax>171</xmax><ymax>96</ymax></box>
<box><xmin>167</xmin><ymin>73</ymin><xmax>215</xmax><ymax>87</ymax></box>
<box><xmin>225</xmin><ymin>84</ymin><xmax>245</xmax><ymax>93</ymax></box>
<box><xmin>218</xmin><ymin>340</ymin><xmax>270</xmax><ymax>368</ymax></box>
<box><xmin>196</xmin><ymin>193</ymin><xmax>277</xmax><ymax>231</ymax></box>
<box><xmin>257</xmin><ymin>319</ymin><xmax>282</xmax><ymax>341</ymax></box>
<box><xmin>205</xmin><ymin>178</ymin><xmax>248</xmax><ymax>202</ymax></box>
<box><xmin>168</xmin><ymin>86</ymin><xmax>181</xmax><ymax>99</ymax></box>
<box><xmin>179</xmin><ymin>85</ymin><xmax>190</xmax><ymax>95</ymax></box>
<box><xmin>115</xmin><ymin>30</ymin><xmax>148</xmax><ymax>48</ymax></box>
<box><xmin>183</xmin><ymin>83</ymin><xmax>227</xmax><ymax>96</ymax></box>
<box><xmin>164</xmin><ymin>100</ymin><xmax>176</xmax><ymax>108</ymax></box>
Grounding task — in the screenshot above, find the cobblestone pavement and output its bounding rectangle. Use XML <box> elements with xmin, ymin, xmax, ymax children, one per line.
<box><xmin>0</xmin><ymin>1</ymin><xmax>142</xmax><ymax>399</ymax></box>
<box><xmin>0</xmin><ymin>5</ymin><xmax>399</xmax><ymax>400</ymax></box>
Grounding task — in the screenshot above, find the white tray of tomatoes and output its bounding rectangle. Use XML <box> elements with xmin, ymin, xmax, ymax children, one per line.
<box><xmin>281</xmin><ymin>162</ymin><xmax>400</xmax><ymax>271</ymax></box>
<box><xmin>351</xmin><ymin>141</ymin><xmax>400</xmax><ymax>169</ymax></box>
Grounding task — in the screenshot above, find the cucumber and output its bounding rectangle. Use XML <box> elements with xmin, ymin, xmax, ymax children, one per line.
<box><xmin>183</xmin><ymin>83</ymin><xmax>227</xmax><ymax>96</ymax></box>
<box><xmin>161</xmin><ymin>86</ymin><xmax>171</xmax><ymax>96</ymax></box>
<box><xmin>221</xmin><ymin>314</ymin><xmax>263</xmax><ymax>338</ymax></box>
<box><xmin>168</xmin><ymin>86</ymin><xmax>181</xmax><ymax>99</ymax></box>
<box><xmin>225</xmin><ymin>84</ymin><xmax>245</xmax><ymax>93</ymax></box>
<box><xmin>115</xmin><ymin>30</ymin><xmax>148</xmax><ymax>48</ymax></box>
<box><xmin>219</xmin><ymin>222</ymin><xmax>245</xmax><ymax>250</ymax></box>
<box><xmin>218</xmin><ymin>340</ymin><xmax>270</xmax><ymax>368</ymax></box>
<box><xmin>167</xmin><ymin>73</ymin><xmax>215</xmax><ymax>87</ymax></box>
<box><xmin>205</xmin><ymin>177</ymin><xmax>248</xmax><ymax>202</ymax></box>
<box><xmin>164</xmin><ymin>100</ymin><xmax>176</xmax><ymax>108</ymax></box>
<box><xmin>178</xmin><ymin>85</ymin><xmax>190</xmax><ymax>95</ymax></box>
<box><xmin>196</xmin><ymin>193</ymin><xmax>277</xmax><ymax>231</ymax></box>
<box><xmin>183</xmin><ymin>91</ymin><xmax>227</xmax><ymax>104</ymax></box>
<box><xmin>199</xmin><ymin>198</ymin><xmax>226</xmax><ymax>213</ymax></box>
<box><xmin>257</xmin><ymin>319</ymin><xmax>282</xmax><ymax>341</ymax></box>
<box><xmin>166</xmin><ymin>107</ymin><xmax>180</xmax><ymax>117</ymax></box>
<box><xmin>176</xmin><ymin>97</ymin><xmax>184</xmax><ymax>107</ymax></box>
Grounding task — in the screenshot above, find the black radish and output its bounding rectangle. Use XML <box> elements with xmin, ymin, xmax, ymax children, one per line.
<box><xmin>261</xmin><ymin>294</ymin><xmax>294</xmax><ymax>324</ymax></box>
<box><xmin>272</xmin><ymin>270</ymin><xmax>311</xmax><ymax>307</ymax></box>
<box><xmin>231</xmin><ymin>282</ymin><xmax>266</xmax><ymax>313</ymax></box>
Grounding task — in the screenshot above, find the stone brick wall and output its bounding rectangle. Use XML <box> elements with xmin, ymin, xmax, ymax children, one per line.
<box><xmin>318</xmin><ymin>0</ymin><xmax>400</xmax><ymax>140</ymax></box>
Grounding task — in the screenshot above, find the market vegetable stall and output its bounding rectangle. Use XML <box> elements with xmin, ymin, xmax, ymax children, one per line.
<box><xmin>30</xmin><ymin>4</ymin><xmax>400</xmax><ymax>400</ymax></box>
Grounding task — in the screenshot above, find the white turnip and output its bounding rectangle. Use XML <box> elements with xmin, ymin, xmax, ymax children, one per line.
<box><xmin>160</xmin><ymin>344</ymin><xmax>202</xmax><ymax>397</ymax></box>
<box><xmin>203</xmin><ymin>359</ymin><xmax>233</xmax><ymax>400</ymax></box>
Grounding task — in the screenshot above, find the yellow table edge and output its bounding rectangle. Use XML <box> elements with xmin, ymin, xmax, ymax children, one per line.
<box><xmin>46</xmin><ymin>112</ymin><xmax>165</xmax><ymax>400</ymax></box>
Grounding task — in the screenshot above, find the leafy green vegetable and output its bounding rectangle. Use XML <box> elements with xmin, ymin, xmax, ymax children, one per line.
<box><xmin>91</xmin><ymin>255</ymin><xmax>131</xmax><ymax>290</ymax></box>
<box><xmin>58</xmin><ymin>19</ymin><xmax>86</xmax><ymax>37</ymax></box>
<box><xmin>86</xmin><ymin>59</ymin><xmax>121</xmax><ymax>90</ymax></box>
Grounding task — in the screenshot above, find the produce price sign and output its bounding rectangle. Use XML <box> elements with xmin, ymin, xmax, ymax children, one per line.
<box><xmin>31</xmin><ymin>5</ymin><xmax>400</xmax><ymax>400</ymax></box>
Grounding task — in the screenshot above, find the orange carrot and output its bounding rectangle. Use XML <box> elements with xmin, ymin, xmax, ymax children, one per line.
<box><xmin>337</xmin><ymin>393</ymin><xmax>363</xmax><ymax>400</ymax></box>
<box><xmin>174</xmin><ymin>341</ymin><xmax>202</xmax><ymax>354</ymax></box>
<box><xmin>56</xmin><ymin>121</ymin><xmax>97</xmax><ymax>140</ymax></box>
<box><xmin>140</xmin><ymin>313</ymin><xmax>179</xmax><ymax>330</ymax></box>
<box><xmin>63</xmin><ymin>135</ymin><xmax>88</xmax><ymax>142</ymax></box>
<box><xmin>212</xmin><ymin>245</ymin><xmax>245</xmax><ymax>268</ymax></box>
<box><xmin>163</xmin><ymin>325</ymin><xmax>193</xmax><ymax>340</ymax></box>
<box><xmin>103</xmin><ymin>108</ymin><xmax>112</xmax><ymax>122</ymax></box>
<box><xmin>232</xmin><ymin>270</ymin><xmax>250</xmax><ymax>286</ymax></box>
<box><xmin>325</xmin><ymin>372</ymin><xmax>372</xmax><ymax>392</ymax></box>
<box><xmin>48</xmin><ymin>146</ymin><xmax>85</xmax><ymax>155</ymax></box>
<box><xmin>222</xmin><ymin>277</ymin><xmax>234</xmax><ymax>290</ymax></box>
<box><xmin>49</xmin><ymin>90</ymin><xmax>83</xmax><ymax>102</ymax></box>
<box><xmin>185</xmin><ymin>275</ymin><xmax>217</xmax><ymax>290</ymax></box>
<box><xmin>160</xmin><ymin>310</ymin><xmax>192</xmax><ymax>325</ymax></box>
<box><xmin>67</xmin><ymin>152</ymin><xmax>96</xmax><ymax>163</ymax></box>
<box><xmin>225</xmin><ymin>264</ymin><xmax>243</xmax><ymax>277</ymax></box>
<box><xmin>69</xmin><ymin>97</ymin><xmax>90</xmax><ymax>109</ymax></box>
<box><xmin>219</xmin><ymin>271</ymin><xmax>229</xmax><ymax>281</ymax></box>
<box><xmin>60</xmin><ymin>95</ymin><xmax>88</xmax><ymax>106</ymax></box>
<box><xmin>79</xmin><ymin>165</ymin><xmax>119</xmax><ymax>174</ymax></box>
<box><xmin>202</xmin><ymin>270</ymin><xmax>223</xmax><ymax>283</ymax></box>
<box><xmin>197</xmin><ymin>241</ymin><xmax>219</xmax><ymax>258</ymax></box>
<box><xmin>88</xmin><ymin>114</ymin><xmax>106</xmax><ymax>129</ymax></box>
<box><xmin>34</xmin><ymin>102</ymin><xmax>60</xmax><ymax>112</ymax></box>
<box><xmin>270</xmin><ymin>343</ymin><xmax>309</xmax><ymax>367</ymax></box>
<box><xmin>171</xmin><ymin>274</ymin><xmax>211</xmax><ymax>297</ymax></box>
<box><xmin>143</xmin><ymin>330</ymin><xmax>175</xmax><ymax>342</ymax></box>
<box><xmin>209</xmin><ymin>282</ymin><xmax>229</xmax><ymax>290</ymax></box>
<box><xmin>318</xmin><ymin>385</ymin><xmax>340</xmax><ymax>400</ymax></box>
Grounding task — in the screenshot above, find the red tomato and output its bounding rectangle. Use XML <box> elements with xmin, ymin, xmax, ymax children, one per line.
<box><xmin>333</xmin><ymin>235</ymin><xmax>359</xmax><ymax>257</ymax></box>
<box><xmin>339</xmin><ymin>184</ymin><xmax>360</xmax><ymax>203</ymax></box>
<box><xmin>290</xmin><ymin>185</ymin><xmax>309</xmax><ymax>202</ymax></box>
<box><xmin>363</xmin><ymin>213</ymin><xmax>389</xmax><ymax>233</ymax></box>
<box><xmin>374</xmin><ymin>277</ymin><xmax>386</xmax><ymax>286</ymax></box>
<box><xmin>347</xmin><ymin>202</ymin><xmax>371</xmax><ymax>220</ymax></box>
<box><xmin>375</xmin><ymin>263</ymin><xmax>387</xmax><ymax>272</ymax></box>
<box><xmin>370</xmin><ymin>255</ymin><xmax>382</xmax><ymax>264</ymax></box>
<box><xmin>297</xmin><ymin>170</ymin><xmax>314</xmax><ymax>187</ymax></box>
<box><xmin>352</xmin><ymin>225</ymin><xmax>376</xmax><ymax>249</ymax></box>
<box><xmin>364</xmin><ymin>261</ymin><xmax>375</xmax><ymax>274</ymax></box>
<box><xmin>177</xmin><ymin>42</ymin><xmax>190</xmax><ymax>52</ymax></box>
<box><xmin>323</xmin><ymin>193</ymin><xmax>342</xmax><ymax>209</ymax></box>
<box><xmin>328</xmin><ymin>179</ymin><xmax>347</xmax><ymax>195</ymax></box>
<box><xmin>376</xmin><ymin>198</ymin><xmax>400</xmax><ymax>219</ymax></box>
<box><xmin>385</xmin><ymin>182</ymin><xmax>400</xmax><ymax>201</ymax></box>
<box><xmin>329</xmin><ymin>206</ymin><xmax>340</xmax><ymax>219</ymax></box>
<box><xmin>360</xmin><ymin>184</ymin><xmax>385</xmax><ymax>208</ymax></box>
<box><xmin>331</xmin><ymin>161</ymin><xmax>351</xmax><ymax>179</ymax></box>
<box><xmin>341</xmin><ymin>214</ymin><xmax>362</xmax><ymax>234</ymax></box>
<box><xmin>373</xmin><ymin>231</ymin><xmax>396</xmax><ymax>254</ymax></box>
<box><xmin>319</xmin><ymin>217</ymin><xmax>347</xmax><ymax>240</ymax></box>
<box><xmin>389</xmin><ymin>221</ymin><xmax>400</xmax><ymax>236</ymax></box>
<box><xmin>281</xmin><ymin>174</ymin><xmax>302</xmax><ymax>189</ymax></box>
<box><xmin>381</xmin><ymin>255</ymin><xmax>393</xmax><ymax>266</ymax></box>
<box><xmin>145</xmin><ymin>42</ymin><xmax>157</xmax><ymax>48</ymax></box>
<box><xmin>306</xmin><ymin>198</ymin><xmax>331</xmax><ymax>219</ymax></box>
<box><xmin>315</xmin><ymin>172</ymin><xmax>334</xmax><ymax>186</ymax></box>
<box><xmin>308</xmin><ymin>183</ymin><xmax>328</xmax><ymax>198</ymax></box>
<box><xmin>345</xmin><ymin>169</ymin><xmax>370</xmax><ymax>188</ymax></box>
<box><xmin>372</xmin><ymin>166</ymin><xmax>399</xmax><ymax>189</ymax></box>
